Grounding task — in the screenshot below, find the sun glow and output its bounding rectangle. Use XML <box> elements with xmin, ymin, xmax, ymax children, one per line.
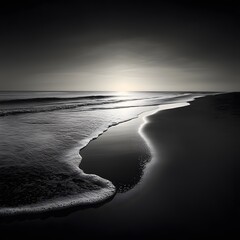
<box><xmin>113</xmin><ymin>82</ymin><xmax>135</xmax><ymax>92</ymax></box>
<box><xmin>109</xmin><ymin>75</ymin><xmax>140</xmax><ymax>92</ymax></box>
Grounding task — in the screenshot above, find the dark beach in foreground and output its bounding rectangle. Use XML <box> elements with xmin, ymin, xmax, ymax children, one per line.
<box><xmin>1</xmin><ymin>92</ymin><xmax>240</xmax><ymax>239</ymax></box>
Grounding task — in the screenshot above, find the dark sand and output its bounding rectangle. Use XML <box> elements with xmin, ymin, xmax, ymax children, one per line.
<box><xmin>1</xmin><ymin>93</ymin><xmax>240</xmax><ymax>239</ymax></box>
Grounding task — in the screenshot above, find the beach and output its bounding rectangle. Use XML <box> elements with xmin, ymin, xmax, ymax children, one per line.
<box><xmin>1</xmin><ymin>92</ymin><xmax>240</xmax><ymax>239</ymax></box>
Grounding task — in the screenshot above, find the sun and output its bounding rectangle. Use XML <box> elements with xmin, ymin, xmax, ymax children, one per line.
<box><xmin>116</xmin><ymin>91</ymin><xmax>129</xmax><ymax>95</ymax></box>
<box><xmin>111</xmin><ymin>76</ymin><xmax>137</xmax><ymax>92</ymax></box>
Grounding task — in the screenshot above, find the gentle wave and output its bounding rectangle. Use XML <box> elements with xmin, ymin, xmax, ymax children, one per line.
<box><xmin>0</xmin><ymin>97</ymin><xmax>158</xmax><ymax>117</ymax></box>
<box><xmin>0</xmin><ymin>95</ymin><xmax>116</xmax><ymax>104</ymax></box>
<box><xmin>0</xmin><ymin>94</ymin><xmax>196</xmax><ymax>117</ymax></box>
<box><xmin>0</xmin><ymin>170</ymin><xmax>116</xmax><ymax>216</ymax></box>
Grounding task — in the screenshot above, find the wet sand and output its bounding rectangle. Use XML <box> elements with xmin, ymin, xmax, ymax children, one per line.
<box><xmin>1</xmin><ymin>93</ymin><xmax>240</xmax><ymax>239</ymax></box>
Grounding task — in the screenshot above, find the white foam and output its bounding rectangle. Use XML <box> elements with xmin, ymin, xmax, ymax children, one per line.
<box><xmin>0</xmin><ymin>172</ymin><xmax>115</xmax><ymax>216</ymax></box>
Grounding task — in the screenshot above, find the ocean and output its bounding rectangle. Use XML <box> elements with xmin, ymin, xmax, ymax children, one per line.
<box><xmin>0</xmin><ymin>91</ymin><xmax>205</xmax><ymax>216</ymax></box>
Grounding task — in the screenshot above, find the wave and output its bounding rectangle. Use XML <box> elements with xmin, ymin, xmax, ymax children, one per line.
<box><xmin>0</xmin><ymin>168</ymin><xmax>116</xmax><ymax>216</ymax></box>
<box><xmin>0</xmin><ymin>95</ymin><xmax>116</xmax><ymax>104</ymax></box>
<box><xmin>0</xmin><ymin>96</ymin><xmax>158</xmax><ymax>117</ymax></box>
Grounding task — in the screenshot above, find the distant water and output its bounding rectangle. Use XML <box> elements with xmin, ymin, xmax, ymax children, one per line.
<box><xmin>0</xmin><ymin>91</ymin><xmax>205</xmax><ymax>216</ymax></box>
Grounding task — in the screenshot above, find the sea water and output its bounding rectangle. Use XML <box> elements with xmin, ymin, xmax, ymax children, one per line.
<box><xmin>0</xmin><ymin>91</ymin><xmax>204</xmax><ymax>215</ymax></box>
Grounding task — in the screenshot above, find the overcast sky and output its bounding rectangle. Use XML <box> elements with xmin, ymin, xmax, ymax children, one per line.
<box><xmin>0</xmin><ymin>1</ymin><xmax>239</xmax><ymax>91</ymax></box>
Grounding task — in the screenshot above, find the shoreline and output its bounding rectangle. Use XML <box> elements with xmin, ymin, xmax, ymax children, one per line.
<box><xmin>73</xmin><ymin>92</ymin><xmax>240</xmax><ymax>239</ymax></box>
<box><xmin>137</xmin><ymin>102</ymin><xmax>190</xmax><ymax>185</ymax></box>
<box><xmin>79</xmin><ymin>102</ymin><xmax>192</xmax><ymax>194</ymax></box>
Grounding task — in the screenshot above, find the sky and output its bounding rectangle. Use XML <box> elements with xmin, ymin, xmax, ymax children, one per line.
<box><xmin>0</xmin><ymin>0</ymin><xmax>239</xmax><ymax>91</ymax></box>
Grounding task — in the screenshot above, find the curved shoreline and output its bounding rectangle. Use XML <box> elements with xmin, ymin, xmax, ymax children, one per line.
<box><xmin>79</xmin><ymin>102</ymin><xmax>196</xmax><ymax>195</ymax></box>
<box><xmin>137</xmin><ymin>102</ymin><xmax>190</xmax><ymax>185</ymax></box>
